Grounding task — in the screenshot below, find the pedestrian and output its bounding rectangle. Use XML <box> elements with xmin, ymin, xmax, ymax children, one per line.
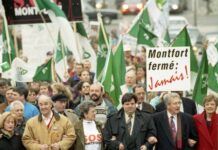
<box><xmin>193</xmin><ymin>94</ymin><xmax>218</xmax><ymax>150</ymax></box>
<box><xmin>52</xmin><ymin>94</ymin><xmax>79</xmax><ymax>126</ymax></box>
<box><xmin>0</xmin><ymin>112</ymin><xmax>25</xmax><ymax>150</ymax></box>
<box><xmin>22</xmin><ymin>95</ymin><xmax>76</xmax><ymax>150</ymax></box>
<box><xmin>153</xmin><ymin>93</ymin><xmax>198</xmax><ymax>150</ymax></box>
<box><xmin>73</xmin><ymin>101</ymin><xmax>103</xmax><ymax>150</ymax></box>
<box><xmin>104</xmin><ymin>93</ymin><xmax>157</xmax><ymax>150</ymax></box>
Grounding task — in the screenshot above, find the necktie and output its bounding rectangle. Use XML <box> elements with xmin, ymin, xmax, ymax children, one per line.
<box><xmin>126</xmin><ymin>114</ymin><xmax>132</xmax><ymax>135</ymax></box>
<box><xmin>170</xmin><ymin>116</ymin><xmax>177</xmax><ymax>142</ymax></box>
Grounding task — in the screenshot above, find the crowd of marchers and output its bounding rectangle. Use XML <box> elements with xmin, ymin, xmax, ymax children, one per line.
<box><xmin>0</xmin><ymin>55</ymin><xmax>217</xmax><ymax>150</ymax></box>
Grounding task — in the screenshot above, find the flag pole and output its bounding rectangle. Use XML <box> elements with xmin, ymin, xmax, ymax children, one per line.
<box><xmin>97</xmin><ymin>13</ymin><xmax>109</xmax><ymax>49</ymax></box>
<box><xmin>1</xmin><ymin>6</ymin><xmax>12</xmax><ymax>64</ymax></box>
<box><xmin>12</xmin><ymin>28</ymin><xmax>19</xmax><ymax>57</ymax></box>
<box><xmin>97</xmin><ymin>13</ymin><xmax>110</xmax><ymax>81</ymax></box>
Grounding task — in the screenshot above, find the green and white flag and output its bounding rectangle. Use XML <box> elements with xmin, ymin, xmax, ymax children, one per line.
<box><xmin>171</xmin><ymin>26</ymin><xmax>199</xmax><ymax>89</ymax></box>
<box><xmin>0</xmin><ymin>6</ymin><xmax>16</xmax><ymax>78</ymax></box>
<box><xmin>11</xmin><ymin>58</ymin><xmax>36</xmax><ymax>82</ymax></box>
<box><xmin>207</xmin><ymin>42</ymin><xmax>218</xmax><ymax>94</ymax></box>
<box><xmin>33</xmin><ymin>58</ymin><xmax>55</xmax><ymax>82</ymax></box>
<box><xmin>127</xmin><ymin>7</ymin><xmax>151</xmax><ymax>38</ymax></box>
<box><xmin>112</xmin><ymin>41</ymin><xmax>126</xmax><ymax>106</ymax></box>
<box><xmin>101</xmin><ymin>41</ymin><xmax>126</xmax><ymax>106</ymax></box>
<box><xmin>54</xmin><ymin>31</ymin><xmax>70</xmax><ymax>82</ymax></box>
<box><xmin>35</xmin><ymin>0</ymin><xmax>82</xmax><ymax>62</ymax></box>
<box><xmin>96</xmin><ymin>15</ymin><xmax>109</xmax><ymax>81</ymax></box>
<box><xmin>137</xmin><ymin>24</ymin><xmax>157</xmax><ymax>47</ymax></box>
<box><xmin>75</xmin><ymin>22</ymin><xmax>96</xmax><ymax>72</ymax></box>
<box><xmin>192</xmin><ymin>49</ymin><xmax>208</xmax><ymax>105</ymax></box>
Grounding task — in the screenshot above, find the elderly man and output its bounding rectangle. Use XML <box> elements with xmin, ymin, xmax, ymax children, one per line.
<box><xmin>22</xmin><ymin>95</ymin><xmax>76</xmax><ymax>150</ymax></box>
<box><xmin>153</xmin><ymin>93</ymin><xmax>198</xmax><ymax>150</ymax></box>
<box><xmin>120</xmin><ymin>70</ymin><xmax>136</xmax><ymax>95</ymax></box>
<box><xmin>104</xmin><ymin>93</ymin><xmax>157</xmax><ymax>150</ymax></box>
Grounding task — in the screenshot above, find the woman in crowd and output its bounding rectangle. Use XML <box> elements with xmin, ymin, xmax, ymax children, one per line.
<box><xmin>73</xmin><ymin>101</ymin><xmax>103</xmax><ymax>150</ymax></box>
<box><xmin>0</xmin><ymin>112</ymin><xmax>24</xmax><ymax>150</ymax></box>
<box><xmin>39</xmin><ymin>82</ymin><xmax>51</xmax><ymax>96</ymax></box>
<box><xmin>27</xmin><ymin>88</ymin><xmax>39</xmax><ymax>107</ymax></box>
<box><xmin>193</xmin><ymin>94</ymin><xmax>218</xmax><ymax>150</ymax></box>
<box><xmin>0</xmin><ymin>87</ymin><xmax>14</xmax><ymax>113</ymax></box>
<box><xmin>72</xmin><ymin>81</ymin><xmax>91</xmax><ymax>109</ymax></box>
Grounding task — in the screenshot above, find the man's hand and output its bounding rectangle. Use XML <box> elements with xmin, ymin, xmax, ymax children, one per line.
<box><xmin>140</xmin><ymin>145</ymin><xmax>147</xmax><ymax>150</ymax></box>
<box><xmin>119</xmin><ymin>143</ymin><xmax>125</xmax><ymax>150</ymax></box>
<box><xmin>188</xmin><ymin>139</ymin><xmax>197</xmax><ymax>147</ymax></box>
<box><xmin>148</xmin><ymin>136</ymin><xmax>158</xmax><ymax>144</ymax></box>
<box><xmin>40</xmin><ymin>144</ymin><xmax>49</xmax><ymax>150</ymax></box>
<box><xmin>51</xmin><ymin>143</ymin><xmax>60</xmax><ymax>150</ymax></box>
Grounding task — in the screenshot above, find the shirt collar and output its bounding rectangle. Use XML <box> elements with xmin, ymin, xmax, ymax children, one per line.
<box><xmin>167</xmin><ymin>111</ymin><xmax>177</xmax><ymax>119</ymax></box>
<box><xmin>42</xmin><ymin>111</ymin><xmax>53</xmax><ymax>121</ymax></box>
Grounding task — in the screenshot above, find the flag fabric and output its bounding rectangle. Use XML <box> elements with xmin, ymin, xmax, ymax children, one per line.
<box><xmin>137</xmin><ymin>24</ymin><xmax>157</xmax><ymax>47</ymax></box>
<box><xmin>101</xmin><ymin>49</ymin><xmax>116</xmax><ymax>102</ymax></box>
<box><xmin>33</xmin><ymin>58</ymin><xmax>55</xmax><ymax>82</ymax></box>
<box><xmin>112</xmin><ymin>41</ymin><xmax>126</xmax><ymax>105</ymax></box>
<box><xmin>128</xmin><ymin>7</ymin><xmax>151</xmax><ymax>38</ymax></box>
<box><xmin>171</xmin><ymin>27</ymin><xmax>199</xmax><ymax>90</ymax></box>
<box><xmin>171</xmin><ymin>26</ymin><xmax>199</xmax><ymax>73</ymax></box>
<box><xmin>54</xmin><ymin>31</ymin><xmax>70</xmax><ymax>82</ymax></box>
<box><xmin>101</xmin><ymin>41</ymin><xmax>126</xmax><ymax>106</ymax></box>
<box><xmin>207</xmin><ymin>42</ymin><xmax>218</xmax><ymax>93</ymax></box>
<box><xmin>96</xmin><ymin>16</ymin><xmax>109</xmax><ymax>81</ymax></box>
<box><xmin>192</xmin><ymin>49</ymin><xmax>208</xmax><ymax>105</ymax></box>
<box><xmin>11</xmin><ymin>58</ymin><xmax>36</xmax><ymax>82</ymax></box>
<box><xmin>156</xmin><ymin>0</ymin><xmax>166</xmax><ymax>9</ymax></box>
<box><xmin>75</xmin><ymin>22</ymin><xmax>97</xmax><ymax>73</ymax></box>
<box><xmin>0</xmin><ymin>6</ymin><xmax>16</xmax><ymax>77</ymax></box>
<box><xmin>35</xmin><ymin>0</ymin><xmax>82</xmax><ymax>62</ymax></box>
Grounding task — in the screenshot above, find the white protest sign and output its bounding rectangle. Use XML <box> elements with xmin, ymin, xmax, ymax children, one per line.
<box><xmin>146</xmin><ymin>47</ymin><xmax>190</xmax><ymax>91</ymax></box>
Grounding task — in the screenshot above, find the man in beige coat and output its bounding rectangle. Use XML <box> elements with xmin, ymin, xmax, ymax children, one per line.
<box><xmin>22</xmin><ymin>95</ymin><xmax>76</xmax><ymax>150</ymax></box>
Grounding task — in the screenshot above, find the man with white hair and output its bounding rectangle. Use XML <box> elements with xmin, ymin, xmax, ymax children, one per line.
<box><xmin>120</xmin><ymin>69</ymin><xmax>136</xmax><ymax>95</ymax></box>
<box><xmin>22</xmin><ymin>95</ymin><xmax>76</xmax><ymax>150</ymax></box>
<box><xmin>10</xmin><ymin>100</ymin><xmax>26</xmax><ymax>136</ymax></box>
<box><xmin>153</xmin><ymin>93</ymin><xmax>198</xmax><ymax>150</ymax></box>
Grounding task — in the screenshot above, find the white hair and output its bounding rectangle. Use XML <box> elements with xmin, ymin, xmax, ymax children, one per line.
<box><xmin>10</xmin><ymin>100</ymin><xmax>24</xmax><ymax>110</ymax></box>
<box><xmin>38</xmin><ymin>94</ymin><xmax>53</xmax><ymax>104</ymax></box>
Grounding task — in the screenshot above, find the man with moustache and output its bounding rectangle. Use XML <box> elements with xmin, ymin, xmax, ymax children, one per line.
<box><xmin>75</xmin><ymin>82</ymin><xmax>117</xmax><ymax>126</ymax></box>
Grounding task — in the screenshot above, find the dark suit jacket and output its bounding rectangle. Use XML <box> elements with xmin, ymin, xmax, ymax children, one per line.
<box><xmin>153</xmin><ymin>111</ymin><xmax>198</xmax><ymax>150</ymax></box>
<box><xmin>103</xmin><ymin>109</ymin><xmax>156</xmax><ymax>150</ymax></box>
<box><xmin>141</xmin><ymin>102</ymin><xmax>155</xmax><ymax>114</ymax></box>
<box><xmin>156</xmin><ymin>97</ymin><xmax>197</xmax><ymax>115</ymax></box>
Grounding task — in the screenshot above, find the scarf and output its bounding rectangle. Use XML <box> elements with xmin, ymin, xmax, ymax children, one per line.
<box><xmin>0</xmin><ymin>128</ymin><xmax>14</xmax><ymax>139</ymax></box>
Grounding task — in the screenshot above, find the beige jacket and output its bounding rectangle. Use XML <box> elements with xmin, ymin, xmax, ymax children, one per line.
<box><xmin>22</xmin><ymin>111</ymin><xmax>76</xmax><ymax>150</ymax></box>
